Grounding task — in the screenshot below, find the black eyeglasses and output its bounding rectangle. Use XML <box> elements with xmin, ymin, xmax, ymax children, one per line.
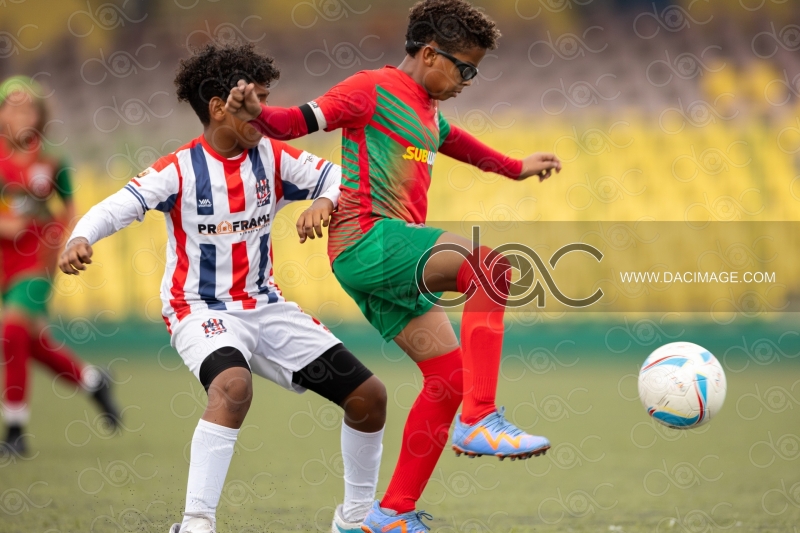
<box><xmin>407</xmin><ymin>41</ymin><xmax>479</xmax><ymax>81</ymax></box>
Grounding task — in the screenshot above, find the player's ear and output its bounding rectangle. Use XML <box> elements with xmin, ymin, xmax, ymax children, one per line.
<box><xmin>422</xmin><ymin>44</ymin><xmax>438</xmax><ymax>68</ymax></box>
<box><xmin>208</xmin><ymin>96</ymin><xmax>226</xmax><ymax>123</ymax></box>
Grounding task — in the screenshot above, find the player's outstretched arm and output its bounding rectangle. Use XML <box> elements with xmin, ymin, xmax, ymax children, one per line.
<box><xmin>439</xmin><ymin>125</ymin><xmax>562</xmax><ymax>182</ymax></box>
<box><xmin>226</xmin><ymin>72</ymin><xmax>375</xmax><ymax>141</ymax></box>
<box><xmin>58</xmin><ymin>190</ymin><xmax>140</xmax><ymax>276</ymax></box>
<box><xmin>59</xmin><ymin>163</ymin><xmax>180</xmax><ymax>275</ymax></box>
<box><xmin>226</xmin><ymin>80</ymin><xmax>310</xmax><ymax>141</ymax></box>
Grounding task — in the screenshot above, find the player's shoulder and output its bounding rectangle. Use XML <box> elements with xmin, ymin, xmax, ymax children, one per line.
<box><xmin>334</xmin><ymin>68</ymin><xmax>379</xmax><ymax>91</ymax></box>
<box><xmin>259</xmin><ymin>137</ymin><xmax>303</xmax><ymax>158</ymax></box>
<box><xmin>357</xmin><ymin>66</ymin><xmax>419</xmax><ymax>100</ymax></box>
<box><xmin>141</xmin><ymin>137</ymin><xmax>199</xmax><ymax>178</ymax></box>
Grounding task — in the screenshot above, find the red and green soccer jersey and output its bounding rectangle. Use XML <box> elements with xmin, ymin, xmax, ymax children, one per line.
<box><xmin>251</xmin><ymin>65</ymin><xmax>523</xmax><ymax>262</ymax></box>
<box><xmin>310</xmin><ymin>66</ymin><xmax>452</xmax><ymax>261</ymax></box>
<box><xmin>0</xmin><ymin>140</ymin><xmax>73</xmax><ymax>290</ymax></box>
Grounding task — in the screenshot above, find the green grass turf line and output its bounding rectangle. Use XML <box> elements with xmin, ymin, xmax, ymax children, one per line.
<box><xmin>1</xmin><ymin>357</ymin><xmax>798</xmax><ymax>531</ymax></box>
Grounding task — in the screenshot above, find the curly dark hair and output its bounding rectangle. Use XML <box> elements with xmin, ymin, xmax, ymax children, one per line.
<box><xmin>174</xmin><ymin>42</ymin><xmax>280</xmax><ymax>125</ymax></box>
<box><xmin>405</xmin><ymin>0</ymin><xmax>501</xmax><ymax>56</ymax></box>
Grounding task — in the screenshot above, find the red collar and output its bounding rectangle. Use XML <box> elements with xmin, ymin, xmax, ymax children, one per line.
<box><xmin>197</xmin><ymin>134</ymin><xmax>249</xmax><ymax>166</ymax></box>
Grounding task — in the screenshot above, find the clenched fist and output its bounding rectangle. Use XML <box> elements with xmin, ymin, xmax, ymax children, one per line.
<box><xmin>225</xmin><ymin>79</ymin><xmax>262</xmax><ymax>122</ymax></box>
<box><xmin>59</xmin><ymin>237</ymin><xmax>93</xmax><ymax>275</ymax></box>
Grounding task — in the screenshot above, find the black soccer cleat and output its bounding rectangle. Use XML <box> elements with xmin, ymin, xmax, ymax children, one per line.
<box><xmin>84</xmin><ymin>366</ymin><xmax>122</xmax><ymax>431</ymax></box>
<box><xmin>1</xmin><ymin>424</ymin><xmax>28</xmax><ymax>457</ymax></box>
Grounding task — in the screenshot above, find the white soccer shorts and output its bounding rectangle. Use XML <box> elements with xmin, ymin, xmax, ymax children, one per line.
<box><xmin>169</xmin><ymin>301</ymin><xmax>341</xmax><ymax>393</ymax></box>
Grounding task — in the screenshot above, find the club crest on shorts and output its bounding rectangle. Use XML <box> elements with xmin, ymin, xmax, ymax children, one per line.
<box><xmin>256</xmin><ymin>177</ymin><xmax>271</xmax><ymax>207</ymax></box>
<box><xmin>201</xmin><ymin>318</ymin><xmax>226</xmax><ymax>337</ymax></box>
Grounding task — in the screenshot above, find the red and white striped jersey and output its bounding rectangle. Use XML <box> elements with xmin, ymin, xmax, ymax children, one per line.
<box><xmin>70</xmin><ymin>135</ymin><xmax>341</xmax><ymax>332</ymax></box>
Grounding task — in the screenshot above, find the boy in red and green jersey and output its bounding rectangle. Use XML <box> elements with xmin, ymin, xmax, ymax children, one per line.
<box><xmin>0</xmin><ymin>76</ymin><xmax>120</xmax><ymax>456</ymax></box>
<box><xmin>236</xmin><ymin>65</ymin><xmax>527</xmax><ymax>264</ymax></box>
<box><xmin>227</xmin><ymin>1</ymin><xmax>562</xmax><ymax>530</ymax></box>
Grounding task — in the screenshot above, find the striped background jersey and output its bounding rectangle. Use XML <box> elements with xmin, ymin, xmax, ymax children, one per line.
<box><xmin>70</xmin><ymin>135</ymin><xmax>340</xmax><ymax>332</ymax></box>
<box><xmin>301</xmin><ymin>66</ymin><xmax>451</xmax><ymax>262</ymax></box>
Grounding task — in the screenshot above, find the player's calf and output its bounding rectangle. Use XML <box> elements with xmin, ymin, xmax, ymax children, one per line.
<box><xmin>291</xmin><ymin>343</ymin><xmax>386</xmax><ymax>532</ymax></box>
<box><xmin>332</xmin><ymin>377</ymin><xmax>387</xmax><ymax>533</ymax></box>
<box><xmin>171</xmin><ymin>347</ymin><xmax>253</xmax><ymax>533</ymax></box>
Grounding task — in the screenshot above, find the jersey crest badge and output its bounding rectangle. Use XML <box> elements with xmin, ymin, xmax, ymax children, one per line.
<box><xmin>256</xmin><ymin>177</ymin><xmax>271</xmax><ymax>207</ymax></box>
<box><xmin>201</xmin><ymin>318</ymin><xmax>227</xmax><ymax>337</ymax></box>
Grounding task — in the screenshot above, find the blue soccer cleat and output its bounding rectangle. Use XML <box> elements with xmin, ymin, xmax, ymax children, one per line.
<box><xmin>451</xmin><ymin>407</ymin><xmax>550</xmax><ymax>460</ymax></box>
<box><xmin>360</xmin><ymin>501</ymin><xmax>433</xmax><ymax>533</ymax></box>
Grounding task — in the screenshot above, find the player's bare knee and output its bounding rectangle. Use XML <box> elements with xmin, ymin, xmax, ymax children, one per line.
<box><xmin>206</xmin><ymin>368</ymin><xmax>252</xmax><ymax>426</ymax></box>
<box><xmin>219</xmin><ymin>370</ymin><xmax>253</xmax><ymax>413</ymax></box>
<box><xmin>342</xmin><ymin>376</ymin><xmax>386</xmax><ymax>431</ymax></box>
<box><xmin>199</xmin><ymin>346</ymin><xmax>252</xmax><ymax>415</ymax></box>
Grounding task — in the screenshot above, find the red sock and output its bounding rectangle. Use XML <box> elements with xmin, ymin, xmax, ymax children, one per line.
<box><xmin>380</xmin><ymin>348</ymin><xmax>463</xmax><ymax>513</ymax></box>
<box><xmin>456</xmin><ymin>246</ymin><xmax>511</xmax><ymax>425</ymax></box>
<box><xmin>29</xmin><ymin>330</ymin><xmax>83</xmax><ymax>386</ymax></box>
<box><xmin>3</xmin><ymin>321</ymin><xmax>31</xmax><ymax>405</ymax></box>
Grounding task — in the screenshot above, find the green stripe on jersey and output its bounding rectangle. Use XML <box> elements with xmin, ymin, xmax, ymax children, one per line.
<box><xmin>341</xmin><ymin>135</ymin><xmax>361</xmax><ymax>190</ymax></box>
<box><xmin>364</xmin><ymin>123</ymin><xmax>411</xmax><ymax>217</ymax></box>
<box><xmin>371</xmin><ymin>113</ymin><xmax>433</xmax><ymax>154</ymax></box>
<box><xmin>376</xmin><ymin>86</ymin><xmax>438</xmax><ymax>147</ymax></box>
<box><xmin>364</xmin><ymin>125</ymin><xmax>398</xmax><ymax>170</ymax></box>
<box><xmin>437</xmin><ymin>111</ymin><xmax>451</xmax><ymax>147</ymax></box>
<box><xmin>375</xmin><ymin>95</ymin><xmax>434</xmax><ymax>148</ymax></box>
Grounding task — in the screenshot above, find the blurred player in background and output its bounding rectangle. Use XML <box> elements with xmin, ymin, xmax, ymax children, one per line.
<box><xmin>59</xmin><ymin>44</ymin><xmax>387</xmax><ymax>533</ymax></box>
<box><xmin>225</xmin><ymin>1</ymin><xmax>562</xmax><ymax>530</ymax></box>
<box><xmin>0</xmin><ymin>76</ymin><xmax>120</xmax><ymax>456</ymax></box>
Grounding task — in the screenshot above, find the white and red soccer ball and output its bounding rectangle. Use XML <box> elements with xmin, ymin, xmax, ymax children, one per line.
<box><xmin>638</xmin><ymin>342</ymin><xmax>727</xmax><ymax>429</ymax></box>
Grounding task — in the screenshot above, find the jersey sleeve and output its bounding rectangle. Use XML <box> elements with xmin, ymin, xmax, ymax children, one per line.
<box><xmin>437</xmin><ymin>110</ymin><xmax>452</xmax><ymax>148</ymax></box>
<box><xmin>270</xmin><ymin>139</ymin><xmax>341</xmax><ymax>212</ymax></box>
<box><xmin>310</xmin><ymin>71</ymin><xmax>377</xmax><ymax>131</ymax></box>
<box><xmin>439</xmin><ymin>125</ymin><xmax>523</xmax><ymax>179</ymax></box>
<box><xmin>250</xmin><ymin>71</ymin><xmax>376</xmax><ymax>139</ymax></box>
<box><xmin>69</xmin><ymin>162</ymin><xmax>180</xmax><ymax>245</ymax></box>
<box><xmin>54</xmin><ymin>160</ymin><xmax>74</xmax><ymax>201</ymax></box>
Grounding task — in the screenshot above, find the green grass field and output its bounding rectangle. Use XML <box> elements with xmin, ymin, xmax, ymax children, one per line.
<box><xmin>2</xmin><ymin>349</ymin><xmax>799</xmax><ymax>532</ymax></box>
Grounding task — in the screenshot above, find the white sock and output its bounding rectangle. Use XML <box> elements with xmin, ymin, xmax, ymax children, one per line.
<box><xmin>181</xmin><ymin>419</ymin><xmax>239</xmax><ymax>530</ymax></box>
<box><xmin>80</xmin><ymin>365</ymin><xmax>103</xmax><ymax>392</ymax></box>
<box><xmin>2</xmin><ymin>401</ymin><xmax>30</xmax><ymax>426</ymax></box>
<box><xmin>341</xmin><ymin>423</ymin><xmax>384</xmax><ymax>523</ymax></box>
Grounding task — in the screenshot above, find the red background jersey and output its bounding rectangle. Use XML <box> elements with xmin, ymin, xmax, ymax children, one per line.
<box><xmin>0</xmin><ymin>141</ymin><xmax>72</xmax><ymax>290</ymax></box>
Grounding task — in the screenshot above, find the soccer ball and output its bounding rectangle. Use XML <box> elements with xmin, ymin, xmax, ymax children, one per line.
<box><xmin>638</xmin><ymin>342</ymin><xmax>727</xmax><ymax>429</ymax></box>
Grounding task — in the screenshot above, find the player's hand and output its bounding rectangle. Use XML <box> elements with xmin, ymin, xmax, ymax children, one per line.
<box><xmin>59</xmin><ymin>237</ymin><xmax>93</xmax><ymax>275</ymax></box>
<box><xmin>0</xmin><ymin>217</ymin><xmax>30</xmax><ymax>239</ymax></box>
<box><xmin>518</xmin><ymin>152</ymin><xmax>562</xmax><ymax>182</ymax></box>
<box><xmin>296</xmin><ymin>198</ymin><xmax>335</xmax><ymax>244</ymax></box>
<box><xmin>225</xmin><ymin>79</ymin><xmax>262</xmax><ymax>122</ymax></box>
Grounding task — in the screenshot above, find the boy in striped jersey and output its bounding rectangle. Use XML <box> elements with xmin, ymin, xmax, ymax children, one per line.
<box><xmin>225</xmin><ymin>1</ymin><xmax>562</xmax><ymax>530</ymax></box>
<box><xmin>59</xmin><ymin>44</ymin><xmax>386</xmax><ymax>533</ymax></box>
